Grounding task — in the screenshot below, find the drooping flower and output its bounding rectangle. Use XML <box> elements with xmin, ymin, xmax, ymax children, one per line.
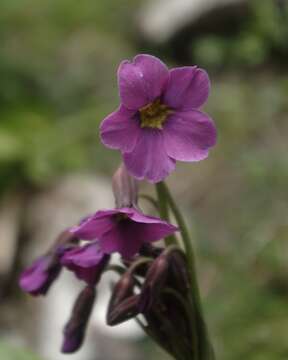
<box><xmin>19</xmin><ymin>230</ymin><xmax>79</xmax><ymax>296</ymax></box>
<box><xmin>61</xmin><ymin>242</ymin><xmax>110</xmax><ymax>285</ymax></box>
<box><xmin>19</xmin><ymin>254</ymin><xmax>61</xmax><ymax>296</ymax></box>
<box><xmin>70</xmin><ymin>207</ymin><xmax>178</xmax><ymax>258</ymax></box>
<box><xmin>100</xmin><ymin>54</ymin><xmax>217</xmax><ymax>183</ymax></box>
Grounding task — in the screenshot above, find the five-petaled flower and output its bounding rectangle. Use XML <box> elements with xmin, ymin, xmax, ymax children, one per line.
<box><xmin>100</xmin><ymin>54</ymin><xmax>217</xmax><ymax>183</ymax></box>
<box><xmin>70</xmin><ymin>207</ymin><xmax>178</xmax><ymax>258</ymax></box>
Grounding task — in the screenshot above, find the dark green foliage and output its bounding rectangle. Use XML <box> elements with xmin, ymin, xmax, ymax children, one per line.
<box><xmin>194</xmin><ymin>0</ymin><xmax>288</xmax><ymax>68</ymax></box>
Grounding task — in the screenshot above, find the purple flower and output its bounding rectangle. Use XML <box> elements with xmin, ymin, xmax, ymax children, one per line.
<box><xmin>70</xmin><ymin>207</ymin><xmax>178</xmax><ymax>258</ymax></box>
<box><xmin>19</xmin><ymin>255</ymin><xmax>61</xmax><ymax>296</ymax></box>
<box><xmin>100</xmin><ymin>54</ymin><xmax>217</xmax><ymax>183</ymax></box>
<box><xmin>61</xmin><ymin>242</ymin><xmax>109</xmax><ymax>285</ymax></box>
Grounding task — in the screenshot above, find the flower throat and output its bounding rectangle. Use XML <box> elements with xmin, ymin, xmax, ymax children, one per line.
<box><xmin>139</xmin><ymin>99</ymin><xmax>171</xmax><ymax>129</ymax></box>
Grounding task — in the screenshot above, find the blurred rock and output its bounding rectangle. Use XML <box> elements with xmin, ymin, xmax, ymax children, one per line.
<box><xmin>139</xmin><ymin>0</ymin><xmax>249</xmax><ymax>44</ymax></box>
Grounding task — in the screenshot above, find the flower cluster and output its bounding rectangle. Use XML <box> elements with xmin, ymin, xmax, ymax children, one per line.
<box><xmin>19</xmin><ymin>165</ymin><xmax>177</xmax><ymax>353</ymax></box>
<box><xmin>19</xmin><ymin>54</ymin><xmax>216</xmax><ymax>359</ymax></box>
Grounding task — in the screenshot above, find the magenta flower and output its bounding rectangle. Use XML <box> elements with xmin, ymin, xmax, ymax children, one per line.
<box><xmin>19</xmin><ymin>255</ymin><xmax>61</xmax><ymax>296</ymax></box>
<box><xmin>61</xmin><ymin>242</ymin><xmax>110</xmax><ymax>285</ymax></box>
<box><xmin>100</xmin><ymin>54</ymin><xmax>217</xmax><ymax>183</ymax></box>
<box><xmin>70</xmin><ymin>207</ymin><xmax>178</xmax><ymax>258</ymax></box>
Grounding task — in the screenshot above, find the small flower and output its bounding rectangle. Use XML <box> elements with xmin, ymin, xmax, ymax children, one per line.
<box><xmin>61</xmin><ymin>242</ymin><xmax>110</xmax><ymax>285</ymax></box>
<box><xmin>100</xmin><ymin>54</ymin><xmax>217</xmax><ymax>183</ymax></box>
<box><xmin>19</xmin><ymin>254</ymin><xmax>61</xmax><ymax>296</ymax></box>
<box><xmin>19</xmin><ymin>230</ymin><xmax>78</xmax><ymax>296</ymax></box>
<box><xmin>70</xmin><ymin>207</ymin><xmax>178</xmax><ymax>258</ymax></box>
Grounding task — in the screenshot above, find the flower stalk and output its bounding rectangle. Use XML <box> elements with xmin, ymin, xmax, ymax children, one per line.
<box><xmin>159</xmin><ymin>181</ymin><xmax>215</xmax><ymax>360</ymax></box>
<box><xmin>155</xmin><ymin>182</ymin><xmax>178</xmax><ymax>246</ymax></box>
<box><xmin>19</xmin><ymin>53</ymin><xmax>217</xmax><ymax>359</ymax></box>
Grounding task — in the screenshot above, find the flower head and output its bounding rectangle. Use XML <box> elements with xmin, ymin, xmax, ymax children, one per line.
<box><xmin>61</xmin><ymin>242</ymin><xmax>109</xmax><ymax>285</ymax></box>
<box><xmin>100</xmin><ymin>54</ymin><xmax>217</xmax><ymax>183</ymax></box>
<box><xmin>19</xmin><ymin>254</ymin><xmax>61</xmax><ymax>296</ymax></box>
<box><xmin>70</xmin><ymin>207</ymin><xmax>178</xmax><ymax>258</ymax></box>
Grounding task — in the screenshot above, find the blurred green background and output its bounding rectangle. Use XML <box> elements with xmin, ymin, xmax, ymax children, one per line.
<box><xmin>0</xmin><ymin>0</ymin><xmax>288</xmax><ymax>359</ymax></box>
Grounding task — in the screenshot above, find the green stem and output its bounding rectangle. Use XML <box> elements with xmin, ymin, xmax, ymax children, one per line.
<box><xmin>155</xmin><ymin>182</ymin><xmax>178</xmax><ymax>246</ymax></box>
<box><xmin>160</xmin><ymin>182</ymin><xmax>215</xmax><ymax>360</ymax></box>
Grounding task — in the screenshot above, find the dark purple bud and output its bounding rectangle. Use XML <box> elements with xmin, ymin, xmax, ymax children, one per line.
<box><xmin>144</xmin><ymin>307</ymin><xmax>179</xmax><ymax>357</ymax></box>
<box><xmin>61</xmin><ymin>286</ymin><xmax>96</xmax><ymax>353</ymax></box>
<box><xmin>19</xmin><ymin>254</ymin><xmax>61</xmax><ymax>296</ymax></box>
<box><xmin>107</xmin><ymin>294</ymin><xmax>140</xmax><ymax>326</ymax></box>
<box><xmin>169</xmin><ymin>250</ymin><xmax>190</xmax><ymax>295</ymax></box>
<box><xmin>108</xmin><ymin>271</ymin><xmax>135</xmax><ymax>313</ymax></box>
<box><xmin>161</xmin><ymin>291</ymin><xmax>192</xmax><ymax>344</ymax></box>
<box><xmin>138</xmin><ymin>255</ymin><xmax>169</xmax><ymax>313</ymax></box>
<box><xmin>112</xmin><ymin>163</ymin><xmax>138</xmax><ymax>208</ymax></box>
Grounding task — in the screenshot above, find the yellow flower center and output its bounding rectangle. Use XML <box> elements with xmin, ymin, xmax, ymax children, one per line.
<box><xmin>139</xmin><ymin>99</ymin><xmax>172</xmax><ymax>129</ymax></box>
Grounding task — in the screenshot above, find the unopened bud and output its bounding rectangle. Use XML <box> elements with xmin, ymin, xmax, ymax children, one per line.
<box><xmin>169</xmin><ymin>250</ymin><xmax>190</xmax><ymax>294</ymax></box>
<box><xmin>112</xmin><ymin>163</ymin><xmax>138</xmax><ymax>208</ymax></box>
<box><xmin>61</xmin><ymin>286</ymin><xmax>96</xmax><ymax>353</ymax></box>
<box><xmin>138</xmin><ymin>255</ymin><xmax>169</xmax><ymax>313</ymax></box>
<box><xmin>108</xmin><ymin>271</ymin><xmax>135</xmax><ymax>313</ymax></box>
<box><xmin>107</xmin><ymin>294</ymin><xmax>140</xmax><ymax>326</ymax></box>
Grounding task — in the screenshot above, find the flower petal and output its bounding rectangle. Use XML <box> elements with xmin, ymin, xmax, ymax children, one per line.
<box><xmin>123</xmin><ymin>129</ymin><xmax>175</xmax><ymax>183</ymax></box>
<box><xmin>71</xmin><ymin>210</ymin><xmax>119</xmax><ymax>240</ymax></box>
<box><xmin>62</xmin><ymin>243</ymin><xmax>104</xmax><ymax>268</ymax></box>
<box><xmin>163</xmin><ymin>110</ymin><xmax>217</xmax><ymax>161</ymax></box>
<box><xmin>61</xmin><ymin>243</ymin><xmax>109</xmax><ymax>285</ymax></box>
<box><xmin>163</xmin><ymin>67</ymin><xmax>210</xmax><ymax>110</ymax></box>
<box><xmin>100</xmin><ymin>105</ymin><xmax>140</xmax><ymax>153</ymax></box>
<box><xmin>120</xmin><ymin>207</ymin><xmax>177</xmax><ymax>228</ymax></box>
<box><xmin>99</xmin><ymin>226</ymin><xmax>141</xmax><ymax>259</ymax></box>
<box><xmin>99</xmin><ymin>219</ymin><xmax>177</xmax><ymax>258</ymax></box>
<box><xmin>118</xmin><ymin>54</ymin><xmax>169</xmax><ymax>110</ymax></box>
<box><xmin>19</xmin><ymin>256</ymin><xmax>61</xmax><ymax>296</ymax></box>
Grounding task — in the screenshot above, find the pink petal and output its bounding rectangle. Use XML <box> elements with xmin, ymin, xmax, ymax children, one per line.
<box><xmin>163</xmin><ymin>67</ymin><xmax>210</xmax><ymax>111</ymax></box>
<box><xmin>163</xmin><ymin>110</ymin><xmax>217</xmax><ymax>162</ymax></box>
<box><xmin>118</xmin><ymin>54</ymin><xmax>169</xmax><ymax>110</ymax></box>
<box><xmin>99</xmin><ymin>226</ymin><xmax>141</xmax><ymax>258</ymax></box>
<box><xmin>98</xmin><ymin>217</ymin><xmax>177</xmax><ymax>258</ymax></box>
<box><xmin>71</xmin><ymin>210</ymin><xmax>119</xmax><ymax>240</ymax></box>
<box><xmin>121</xmin><ymin>207</ymin><xmax>177</xmax><ymax>227</ymax></box>
<box><xmin>100</xmin><ymin>105</ymin><xmax>140</xmax><ymax>153</ymax></box>
<box><xmin>123</xmin><ymin>129</ymin><xmax>175</xmax><ymax>183</ymax></box>
<box><xmin>61</xmin><ymin>243</ymin><xmax>104</xmax><ymax>268</ymax></box>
